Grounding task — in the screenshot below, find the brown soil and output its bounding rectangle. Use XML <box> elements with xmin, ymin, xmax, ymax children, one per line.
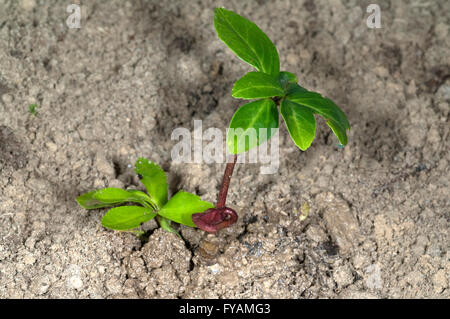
<box><xmin>0</xmin><ymin>0</ymin><xmax>448</xmax><ymax>298</ymax></box>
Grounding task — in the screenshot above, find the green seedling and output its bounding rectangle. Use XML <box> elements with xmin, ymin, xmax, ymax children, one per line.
<box><xmin>76</xmin><ymin>158</ymin><xmax>214</xmax><ymax>235</ymax></box>
<box><xmin>28</xmin><ymin>103</ymin><xmax>38</xmax><ymax>116</ymax></box>
<box><xmin>191</xmin><ymin>8</ymin><xmax>350</xmax><ymax>233</ymax></box>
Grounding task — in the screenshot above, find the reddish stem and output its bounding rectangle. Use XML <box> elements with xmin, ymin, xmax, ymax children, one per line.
<box><xmin>192</xmin><ymin>207</ymin><xmax>238</xmax><ymax>234</ymax></box>
<box><xmin>216</xmin><ymin>154</ymin><xmax>237</xmax><ymax>208</ymax></box>
<box><xmin>192</xmin><ymin>155</ymin><xmax>239</xmax><ymax>233</ymax></box>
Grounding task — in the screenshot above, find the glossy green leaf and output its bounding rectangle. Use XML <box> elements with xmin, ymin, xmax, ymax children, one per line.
<box><xmin>281</xmin><ymin>99</ymin><xmax>316</xmax><ymax>151</ymax></box>
<box><xmin>278</xmin><ymin>71</ymin><xmax>298</xmax><ymax>90</ymax></box>
<box><xmin>327</xmin><ymin>120</ymin><xmax>348</xmax><ymax>146</ymax></box>
<box><xmin>158</xmin><ymin>191</ymin><xmax>214</xmax><ymax>227</ymax></box>
<box><xmin>77</xmin><ymin>188</ymin><xmax>149</xmax><ymax>210</ymax></box>
<box><xmin>126</xmin><ymin>190</ymin><xmax>153</xmax><ymax>204</ymax></box>
<box><xmin>214</xmin><ymin>7</ymin><xmax>280</xmax><ymax>75</ymax></box>
<box><xmin>285</xmin><ymin>83</ymin><xmax>308</xmax><ymax>95</ymax></box>
<box><xmin>101</xmin><ymin>206</ymin><xmax>156</xmax><ymax>231</ymax></box>
<box><xmin>286</xmin><ymin>89</ymin><xmax>350</xmax><ymax>145</ymax></box>
<box><xmin>232</xmin><ymin>72</ymin><xmax>284</xmax><ymax>99</ymax></box>
<box><xmin>134</xmin><ymin>158</ymin><xmax>168</xmax><ymax>209</ymax></box>
<box><xmin>227</xmin><ymin>99</ymin><xmax>278</xmax><ymax>154</ymax></box>
<box><xmin>157</xmin><ymin>216</ymin><xmax>181</xmax><ymax>238</ymax></box>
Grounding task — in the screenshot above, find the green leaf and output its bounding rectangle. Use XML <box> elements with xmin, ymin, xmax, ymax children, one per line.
<box><xmin>281</xmin><ymin>99</ymin><xmax>316</xmax><ymax>151</ymax></box>
<box><xmin>286</xmin><ymin>89</ymin><xmax>350</xmax><ymax>145</ymax></box>
<box><xmin>157</xmin><ymin>216</ymin><xmax>181</xmax><ymax>238</ymax></box>
<box><xmin>214</xmin><ymin>7</ymin><xmax>280</xmax><ymax>75</ymax></box>
<box><xmin>327</xmin><ymin>120</ymin><xmax>348</xmax><ymax>146</ymax></box>
<box><xmin>101</xmin><ymin>206</ymin><xmax>156</xmax><ymax>231</ymax></box>
<box><xmin>227</xmin><ymin>99</ymin><xmax>278</xmax><ymax>154</ymax></box>
<box><xmin>76</xmin><ymin>188</ymin><xmax>149</xmax><ymax>209</ymax></box>
<box><xmin>158</xmin><ymin>191</ymin><xmax>214</xmax><ymax>228</ymax></box>
<box><xmin>134</xmin><ymin>158</ymin><xmax>168</xmax><ymax>209</ymax></box>
<box><xmin>232</xmin><ymin>72</ymin><xmax>284</xmax><ymax>99</ymax></box>
<box><xmin>126</xmin><ymin>189</ymin><xmax>152</xmax><ymax>202</ymax></box>
<box><xmin>278</xmin><ymin>71</ymin><xmax>298</xmax><ymax>90</ymax></box>
<box><xmin>285</xmin><ymin>83</ymin><xmax>308</xmax><ymax>95</ymax></box>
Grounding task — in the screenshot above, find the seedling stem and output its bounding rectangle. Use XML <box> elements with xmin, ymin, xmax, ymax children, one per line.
<box><xmin>217</xmin><ymin>154</ymin><xmax>237</xmax><ymax>208</ymax></box>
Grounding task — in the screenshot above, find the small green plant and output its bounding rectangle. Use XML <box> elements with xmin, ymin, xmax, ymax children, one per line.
<box><xmin>191</xmin><ymin>8</ymin><xmax>349</xmax><ymax>232</ymax></box>
<box><xmin>76</xmin><ymin>158</ymin><xmax>214</xmax><ymax>235</ymax></box>
<box><xmin>76</xmin><ymin>8</ymin><xmax>350</xmax><ymax>235</ymax></box>
<box><xmin>28</xmin><ymin>103</ymin><xmax>38</xmax><ymax>116</ymax></box>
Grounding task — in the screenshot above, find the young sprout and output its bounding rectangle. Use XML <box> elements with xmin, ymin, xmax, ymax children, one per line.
<box><xmin>28</xmin><ymin>104</ymin><xmax>38</xmax><ymax>116</ymax></box>
<box><xmin>192</xmin><ymin>8</ymin><xmax>350</xmax><ymax>233</ymax></box>
<box><xmin>77</xmin><ymin>158</ymin><xmax>214</xmax><ymax>236</ymax></box>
